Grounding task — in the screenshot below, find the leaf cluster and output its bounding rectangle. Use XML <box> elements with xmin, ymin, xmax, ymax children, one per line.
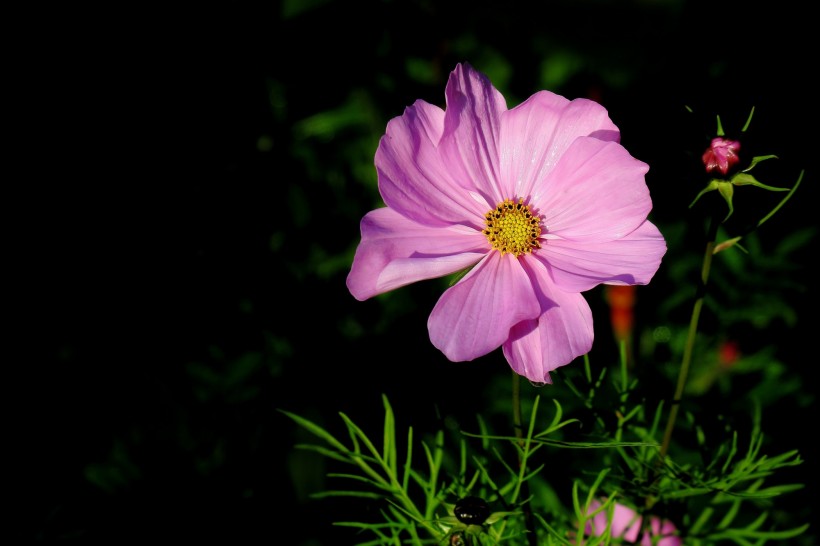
<box><xmin>281</xmin><ymin>356</ymin><xmax>808</xmax><ymax>545</ymax></box>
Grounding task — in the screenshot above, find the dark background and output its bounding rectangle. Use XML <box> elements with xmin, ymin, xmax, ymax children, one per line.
<box><xmin>13</xmin><ymin>0</ymin><xmax>816</xmax><ymax>543</ymax></box>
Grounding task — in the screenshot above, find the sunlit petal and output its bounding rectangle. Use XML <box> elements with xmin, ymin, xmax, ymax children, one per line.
<box><xmin>347</xmin><ymin>208</ymin><xmax>487</xmax><ymax>301</ymax></box>
<box><xmin>428</xmin><ymin>252</ymin><xmax>540</xmax><ymax>361</ymax></box>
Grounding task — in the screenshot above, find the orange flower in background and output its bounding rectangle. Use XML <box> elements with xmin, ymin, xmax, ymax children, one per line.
<box><xmin>606</xmin><ymin>284</ymin><xmax>636</xmax><ymax>344</ymax></box>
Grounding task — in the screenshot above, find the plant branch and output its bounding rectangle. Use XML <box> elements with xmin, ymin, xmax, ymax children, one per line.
<box><xmin>659</xmin><ymin>214</ymin><xmax>719</xmax><ymax>461</ymax></box>
<box><xmin>512</xmin><ymin>372</ymin><xmax>538</xmax><ymax>546</ymax></box>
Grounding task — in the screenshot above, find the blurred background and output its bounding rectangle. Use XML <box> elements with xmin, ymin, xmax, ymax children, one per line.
<box><xmin>13</xmin><ymin>0</ymin><xmax>816</xmax><ymax>543</ymax></box>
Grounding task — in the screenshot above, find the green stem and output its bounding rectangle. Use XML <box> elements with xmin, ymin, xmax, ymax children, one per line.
<box><xmin>658</xmin><ymin>215</ymin><xmax>719</xmax><ymax>461</ymax></box>
<box><xmin>513</xmin><ymin>370</ymin><xmax>523</xmax><ymax>441</ymax></box>
<box><xmin>512</xmin><ymin>372</ymin><xmax>538</xmax><ymax>546</ymax></box>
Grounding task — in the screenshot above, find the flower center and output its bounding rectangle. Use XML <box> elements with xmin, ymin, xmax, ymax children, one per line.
<box><xmin>482</xmin><ymin>198</ymin><xmax>542</xmax><ymax>256</ymax></box>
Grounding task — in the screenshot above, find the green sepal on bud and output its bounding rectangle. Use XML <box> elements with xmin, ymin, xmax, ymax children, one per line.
<box><xmin>689</xmin><ymin>179</ymin><xmax>732</xmax><ymax>221</ymax></box>
<box><xmin>689</xmin><ymin>154</ymin><xmax>790</xmax><ymax>222</ymax></box>
<box><xmin>717</xmin><ymin>181</ymin><xmax>734</xmax><ymax>221</ymax></box>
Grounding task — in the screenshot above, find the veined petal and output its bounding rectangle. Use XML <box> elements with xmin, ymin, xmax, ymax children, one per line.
<box><xmin>501</xmin><ymin>93</ymin><xmax>620</xmax><ymax>199</ymax></box>
<box><xmin>438</xmin><ymin>63</ymin><xmax>507</xmax><ymax>203</ymax></box>
<box><xmin>347</xmin><ymin>208</ymin><xmax>488</xmax><ymax>301</ymax></box>
<box><xmin>534</xmin><ymin>138</ymin><xmax>651</xmax><ymax>241</ymax></box>
<box><xmin>428</xmin><ymin>252</ymin><xmax>540</xmax><ymax>362</ymax></box>
<box><xmin>538</xmin><ymin>220</ymin><xmax>667</xmax><ymax>292</ymax></box>
<box><xmin>502</xmin><ymin>259</ymin><xmax>593</xmax><ymax>383</ymax></box>
<box><xmin>377</xmin><ymin>100</ymin><xmax>489</xmax><ymax>227</ymax></box>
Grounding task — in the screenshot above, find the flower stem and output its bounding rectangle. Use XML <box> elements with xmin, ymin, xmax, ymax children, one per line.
<box><xmin>658</xmin><ymin>214</ymin><xmax>719</xmax><ymax>461</ymax></box>
<box><xmin>512</xmin><ymin>372</ymin><xmax>538</xmax><ymax>546</ymax></box>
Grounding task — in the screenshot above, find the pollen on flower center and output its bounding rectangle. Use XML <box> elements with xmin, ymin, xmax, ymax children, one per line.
<box><xmin>482</xmin><ymin>198</ymin><xmax>542</xmax><ymax>256</ymax></box>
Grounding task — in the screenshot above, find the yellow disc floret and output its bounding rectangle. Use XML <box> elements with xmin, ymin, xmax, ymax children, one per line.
<box><xmin>482</xmin><ymin>198</ymin><xmax>542</xmax><ymax>256</ymax></box>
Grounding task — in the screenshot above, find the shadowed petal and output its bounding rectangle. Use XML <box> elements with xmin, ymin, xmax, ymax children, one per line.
<box><xmin>585</xmin><ymin>500</ymin><xmax>643</xmax><ymax>542</ymax></box>
<box><xmin>347</xmin><ymin>208</ymin><xmax>488</xmax><ymax>301</ymax></box>
<box><xmin>377</xmin><ymin>100</ymin><xmax>489</xmax><ymax>227</ymax></box>
<box><xmin>501</xmin><ymin>92</ymin><xmax>620</xmax><ymax>199</ymax></box>
<box><xmin>533</xmin><ymin>138</ymin><xmax>651</xmax><ymax>241</ymax></box>
<box><xmin>584</xmin><ymin>499</ymin><xmax>682</xmax><ymax>546</ymax></box>
<box><xmin>502</xmin><ymin>259</ymin><xmax>593</xmax><ymax>383</ymax></box>
<box><xmin>538</xmin><ymin>221</ymin><xmax>667</xmax><ymax>292</ymax></box>
<box><xmin>438</xmin><ymin>63</ymin><xmax>508</xmax><ymax>203</ymax></box>
<box><xmin>428</xmin><ymin>252</ymin><xmax>540</xmax><ymax>361</ymax></box>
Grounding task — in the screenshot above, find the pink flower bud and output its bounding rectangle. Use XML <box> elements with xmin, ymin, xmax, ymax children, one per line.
<box><xmin>702</xmin><ymin>137</ymin><xmax>741</xmax><ymax>175</ymax></box>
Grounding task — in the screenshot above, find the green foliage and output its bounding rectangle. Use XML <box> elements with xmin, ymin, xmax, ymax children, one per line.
<box><xmin>281</xmin><ymin>355</ymin><xmax>807</xmax><ymax>545</ymax></box>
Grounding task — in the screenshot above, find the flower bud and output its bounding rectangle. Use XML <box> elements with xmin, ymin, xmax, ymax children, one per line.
<box><xmin>702</xmin><ymin>137</ymin><xmax>741</xmax><ymax>175</ymax></box>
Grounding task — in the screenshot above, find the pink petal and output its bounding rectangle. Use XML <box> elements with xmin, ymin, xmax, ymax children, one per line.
<box><xmin>533</xmin><ymin>137</ymin><xmax>652</xmax><ymax>241</ymax></box>
<box><xmin>644</xmin><ymin>517</ymin><xmax>682</xmax><ymax>546</ymax></box>
<box><xmin>538</xmin><ymin>220</ymin><xmax>667</xmax><ymax>292</ymax></box>
<box><xmin>502</xmin><ymin>258</ymin><xmax>593</xmax><ymax>383</ymax></box>
<box><xmin>612</xmin><ymin>503</ymin><xmax>643</xmax><ymax>542</ymax></box>
<box><xmin>702</xmin><ymin>149</ymin><xmax>720</xmax><ymax>172</ymax></box>
<box><xmin>438</xmin><ymin>63</ymin><xmax>508</xmax><ymax>204</ymax></box>
<box><xmin>428</xmin><ymin>252</ymin><xmax>540</xmax><ymax>362</ymax></box>
<box><xmin>585</xmin><ymin>499</ymin><xmax>608</xmax><ymax>536</ymax></box>
<box><xmin>501</xmin><ymin>92</ymin><xmax>620</xmax><ymax>199</ymax></box>
<box><xmin>585</xmin><ymin>500</ymin><xmax>642</xmax><ymax>541</ymax></box>
<box><xmin>347</xmin><ymin>208</ymin><xmax>488</xmax><ymax>301</ymax></box>
<box><xmin>377</xmin><ymin>99</ymin><xmax>489</xmax><ymax>227</ymax></box>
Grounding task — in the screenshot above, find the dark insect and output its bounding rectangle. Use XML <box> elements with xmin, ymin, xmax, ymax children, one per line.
<box><xmin>453</xmin><ymin>496</ymin><xmax>490</xmax><ymax>526</ymax></box>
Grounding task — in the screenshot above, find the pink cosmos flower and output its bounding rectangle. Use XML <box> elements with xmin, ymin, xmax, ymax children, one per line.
<box><xmin>702</xmin><ymin>136</ymin><xmax>741</xmax><ymax>175</ymax></box>
<box><xmin>346</xmin><ymin>63</ymin><xmax>666</xmax><ymax>383</ymax></box>
<box><xmin>583</xmin><ymin>499</ymin><xmax>682</xmax><ymax>545</ymax></box>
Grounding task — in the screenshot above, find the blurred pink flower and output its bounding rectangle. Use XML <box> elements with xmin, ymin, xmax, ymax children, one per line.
<box><xmin>346</xmin><ymin>63</ymin><xmax>666</xmax><ymax>383</ymax></box>
<box><xmin>584</xmin><ymin>499</ymin><xmax>681</xmax><ymax>545</ymax></box>
<box><xmin>702</xmin><ymin>136</ymin><xmax>741</xmax><ymax>175</ymax></box>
